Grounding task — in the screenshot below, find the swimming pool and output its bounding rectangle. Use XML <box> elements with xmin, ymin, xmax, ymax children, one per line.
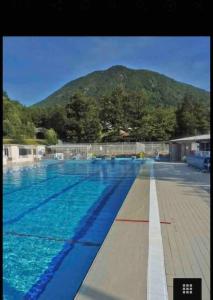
<box><xmin>3</xmin><ymin>159</ymin><xmax>143</xmax><ymax>300</ymax></box>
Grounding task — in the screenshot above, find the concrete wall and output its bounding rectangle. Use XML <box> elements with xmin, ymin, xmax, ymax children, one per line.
<box><xmin>15</xmin><ymin>155</ymin><xmax>35</xmax><ymax>163</ymax></box>
<box><xmin>3</xmin><ymin>156</ymin><xmax>7</xmax><ymax>165</ymax></box>
<box><xmin>10</xmin><ymin>146</ymin><xmax>20</xmax><ymax>162</ymax></box>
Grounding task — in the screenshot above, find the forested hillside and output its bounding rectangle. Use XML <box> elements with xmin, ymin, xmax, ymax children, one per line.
<box><xmin>3</xmin><ymin>92</ymin><xmax>35</xmax><ymax>142</ymax></box>
<box><xmin>3</xmin><ymin>66</ymin><xmax>210</xmax><ymax>143</ymax></box>
<box><xmin>34</xmin><ymin>65</ymin><xmax>209</xmax><ymax>108</ymax></box>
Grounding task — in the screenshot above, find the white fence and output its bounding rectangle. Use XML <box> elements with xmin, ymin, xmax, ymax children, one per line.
<box><xmin>47</xmin><ymin>145</ymin><xmax>90</xmax><ymax>159</ymax></box>
<box><xmin>47</xmin><ymin>142</ymin><xmax>169</xmax><ymax>158</ymax></box>
<box><xmin>143</xmin><ymin>142</ymin><xmax>169</xmax><ymax>154</ymax></box>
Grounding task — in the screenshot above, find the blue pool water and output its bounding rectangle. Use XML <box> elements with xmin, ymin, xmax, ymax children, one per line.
<box><xmin>3</xmin><ymin>159</ymin><xmax>143</xmax><ymax>300</ymax></box>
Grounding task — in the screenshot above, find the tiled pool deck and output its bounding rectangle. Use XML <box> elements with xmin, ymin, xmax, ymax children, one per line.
<box><xmin>75</xmin><ymin>161</ymin><xmax>210</xmax><ymax>300</ymax></box>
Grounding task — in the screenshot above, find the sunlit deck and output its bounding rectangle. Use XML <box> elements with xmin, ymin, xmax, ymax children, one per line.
<box><xmin>75</xmin><ymin>161</ymin><xmax>210</xmax><ymax>300</ymax></box>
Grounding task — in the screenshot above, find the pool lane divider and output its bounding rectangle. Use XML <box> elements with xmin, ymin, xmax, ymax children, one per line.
<box><xmin>147</xmin><ymin>163</ymin><xmax>168</xmax><ymax>300</ymax></box>
<box><xmin>4</xmin><ymin>231</ymin><xmax>101</xmax><ymax>247</ymax></box>
<box><xmin>4</xmin><ymin>172</ymin><xmax>100</xmax><ymax>226</ymax></box>
<box><xmin>24</xmin><ymin>164</ymin><xmax>139</xmax><ymax>300</ymax></box>
<box><xmin>4</xmin><ymin>164</ymin><xmax>98</xmax><ymax>196</ymax></box>
<box><xmin>4</xmin><ymin>171</ymin><xmax>101</xmax><ymax>196</ymax></box>
<box><xmin>3</xmin><ymin>176</ymin><xmax>59</xmax><ymax>196</ymax></box>
<box><xmin>4</xmin><ymin>160</ymin><xmax>64</xmax><ymax>175</ymax></box>
<box><xmin>4</xmin><ymin>168</ymin><xmax>139</xmax><ymax>226</ymax></box>
<box><xmin>3</xmin><ymin>161</ymin><xmax>66</xmax><ymax>196</ymax></box>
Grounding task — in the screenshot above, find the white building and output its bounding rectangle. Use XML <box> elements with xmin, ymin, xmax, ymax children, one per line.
<box><xmin>169</xmin><ymin>134</ymin><xmax>210</xmax><ymax>161</ymax></box>
<box><xmin>3</xmin><ymin>144</ymin><xmax>46</xmax><ymax>165</ymax></box>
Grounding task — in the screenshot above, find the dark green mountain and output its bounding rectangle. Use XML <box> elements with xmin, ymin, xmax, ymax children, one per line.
<box><xmin>33</xmin><ymin>65</ymin><xmax>210</xmax><ymax>108</ymax></box>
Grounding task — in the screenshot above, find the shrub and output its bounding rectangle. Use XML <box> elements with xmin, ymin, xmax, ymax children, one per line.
<box><xmin>44</xmin><ymin>128</ymin><xmax>58</xmax><ymax>145</ymax></box>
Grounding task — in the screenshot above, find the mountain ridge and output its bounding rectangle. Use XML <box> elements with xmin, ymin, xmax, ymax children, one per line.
<box><xmin>32</xmin><ymin>65</ymin><xmax>210</xmax><ymax>108</ymax></box>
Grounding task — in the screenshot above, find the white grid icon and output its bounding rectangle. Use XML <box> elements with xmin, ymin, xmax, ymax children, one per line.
<box><xmin>182</xmin><ymin>283</ymin><xmax>193</xmax><ymax>294</ymax></box>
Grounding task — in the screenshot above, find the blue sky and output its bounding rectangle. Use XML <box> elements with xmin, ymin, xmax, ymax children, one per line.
<box><xmin>3</xmin><ymin>36</ymin><xmax>210</xmax><ymax>106</ymax></box>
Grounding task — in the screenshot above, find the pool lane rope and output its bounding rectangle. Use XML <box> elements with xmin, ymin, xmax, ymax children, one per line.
<box><xmin>147</xmin><ymin>163</ymin><xmax>168</xmax><ymax>300</ymax></box>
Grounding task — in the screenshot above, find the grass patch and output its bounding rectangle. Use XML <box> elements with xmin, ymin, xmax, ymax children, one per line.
<box><xmin>3</xmin><ymin>138</ymin><xmax>47</xmax><ymax>145</ymax></box>
<box><xmin>24</xmin><ymin>139</ymin><xmax>48</xmax><ymax>145</ymax></box>
<box><xmin>3</xmin><ymin>138</ymin><xmax>14</xmax><ymax>144</ymax></box>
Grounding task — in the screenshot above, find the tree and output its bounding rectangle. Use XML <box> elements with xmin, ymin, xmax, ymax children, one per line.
<box><xmin>175</xmin><ymin>94</ymin><xmax>210</xmax><ymax>137</ymax></box>
<box><xmin>44</xmin><ymin>128</ymin><xmax>58</xmax><ymax>145</ymax></box>
<box><xmin>29</xmin><ymin>107</ymin><xmax>50</xmax><ymax>128</ymax></box>
<box><xmin>23</xmin><ymin>122</ymin><xmax>36</xmax><ymax>138</ymax></box>
<box><xmin>127</xmin><ymin>91</ymin><xmax>149</xmax><ymax>130</ymax></box>
<box><xmin>3</xmin><ymin>91</ymin><xmax>8</xmax><ymax>98</ymax></box>
<box><xmin>150</xmin><ymin>107</ymin><xmax>176</xmax><ymax>141</ymax></box>
<box><xmin>65</xmin><ymin>93</ymin><xmax>101</xmax><ymax>142</ymax></box>
<box><xmin>46</xmin><ymin>105</ymin><xmax>68</xmax><ymax>140</ymax></box>
<box><xmin>99</xmin><ymin>87</ymin><xmax>126</xmax><ymax>135</ymax></box>
<box><xmin>129</xmin><ymin>107</ymin><xmax>176</xmax><ymax>141</ymax></box>
<box><xmin>193</xmin><ymin>99</ymin><xmax>210</xmax><ymax>134</ymax></box>
<box><xmin>175</xmin><ymin>94</ymin><xmax>196</xmax><ymax>137</ymax></box>
<box><xmin>3</xmin><ymin>96</ymin><xmax>36</xmax><ymax>139</ymax></box>
<box><xmin>3</xmin><ymin>120</ymin><xmax>15</xmax><ymax>137</ymax></box>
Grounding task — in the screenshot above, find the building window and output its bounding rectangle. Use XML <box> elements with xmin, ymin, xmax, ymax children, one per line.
<box><xmin>205</xmin><ymin>143</ymin><xmax>210</xmax><ymax>151</ymax></box>
<box><xmin>4</xmin><ymin>148</ymin><xmax>9</xmax><ymax>157</ymax></box>
<box><xmin>19</xmin><ymin>148</ymin><xmax>31</xmax><ymax>156</ymax></box>
<box><xmin>199</xmin><ymin>142</ymin><xmax>210</xmax><ymax>151</ymax></box>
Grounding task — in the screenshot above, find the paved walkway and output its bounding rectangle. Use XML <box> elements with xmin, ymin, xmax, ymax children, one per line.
<box><xmin>155</xmin><ymin>162</ymin><xmax>210</xmax><ymax>300</ymax></box>
<box><xmin>75</xmin><ymin>161</ymin><xmax>210</xmax><ymax>300</ymax></box>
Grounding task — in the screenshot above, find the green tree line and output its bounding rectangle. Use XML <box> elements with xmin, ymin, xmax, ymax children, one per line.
<box><xmin>3</xmin><ymin>88</ymin><xmax>210</xmax><ymax>143</ymax></box>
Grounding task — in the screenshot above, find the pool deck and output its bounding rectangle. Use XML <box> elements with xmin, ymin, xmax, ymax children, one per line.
<box><xmin>75</xmin><ymin>161</ymin><xmax>210</xmax><ymax>300</ymax></box>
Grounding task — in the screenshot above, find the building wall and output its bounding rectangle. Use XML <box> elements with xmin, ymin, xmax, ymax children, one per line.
<box><xmin>191</xmin><ymin>142</ymin><xmax>199</xmax><ymax>151</ymax></box>
<box><xmin>10</xmin><ymin>146</ymin><xmax>20</xmax><ymax>162</ymax></box>
<box><xmin>3</xmin><ymin>156</ymin><xmax>7</xmax><ymax>165</ymax></box>
<box><xmin>180</xmin><ymin>143</ymin><xmax>191</xmax><ymax>159</ymax></box>
<box><xmin>15</xmin><ymin>155</ymin><xmax>35</xmax><ymax>163</ymax></box>
<box><xmin>169</xmin><ymin>140</ymin><xmax>208</xmax><ymax>161</ymax></box>
<box><xmin>3</xmin><ymin>145</ymin><xmax>39</xmax><ymax>164</ymax></box>
<box><xmin>169</xmin><ymin>143</ymin><xmax>182</xmax><ymax>161</ymax></box>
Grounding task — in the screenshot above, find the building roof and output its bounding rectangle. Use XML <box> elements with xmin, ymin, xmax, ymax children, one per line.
<box><xmin>119</xmin><ymin>130</ymin><xmax>129</xmax><ymax>137</ymax></box>
<box><xmin>170</xmin><ymin>134</ymin><xmax>210</xmax><ymax>143</ymax></box>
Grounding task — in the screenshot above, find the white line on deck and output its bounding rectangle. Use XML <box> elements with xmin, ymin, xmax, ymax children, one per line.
<box><xmin>147</xmin><ymin>162</ymin><xmax>168</xmax><ymax>300</ymax></box>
